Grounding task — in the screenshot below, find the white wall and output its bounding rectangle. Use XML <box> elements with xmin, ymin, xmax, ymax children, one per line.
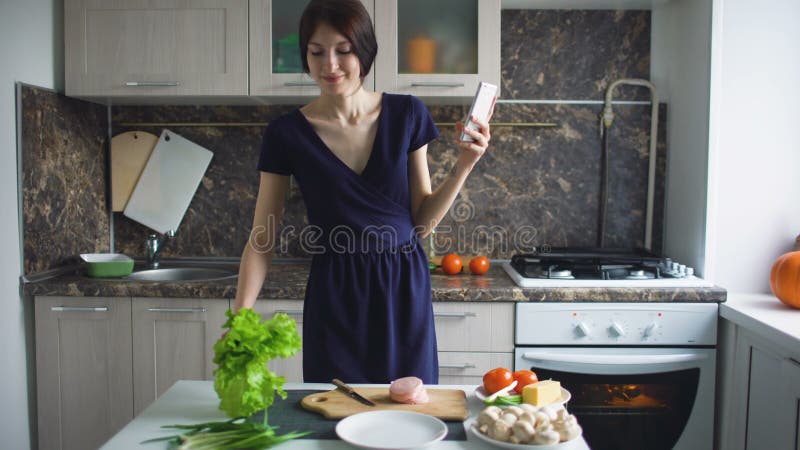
<box><xmin>705</xmin><ymin>0</ymin><xmax>800</xmax><ymax>292</ymax></box>
<box><xmin>0</xmin><ymin>0</ymin><xmax>63</xmax><ymax>448</ymax></box>
<box><xmin>651</xmin><ymin>0</ymin><xmax>713</xmax><ymax>275</ymax></box>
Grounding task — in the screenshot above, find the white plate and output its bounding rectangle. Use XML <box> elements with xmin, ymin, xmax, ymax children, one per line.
<box><xmin>474</xmin><ymin>386</ymin><xmax>572</xmax><ymax>407</ymax></box>
<box><xmin>469</xmin><ymin>423</ymin><xmax>583</xmax><ymax>450</ymax></box>
<box><xmin>335</xmin><ymin>410</ymin><xmax>448</xmax><ymax>450</ymax></box>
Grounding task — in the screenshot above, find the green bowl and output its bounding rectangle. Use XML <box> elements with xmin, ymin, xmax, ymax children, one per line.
<box><xmin>81</xmin><ymin>253</ymin><xmax>134</xmax><ymax>278</ymax></box>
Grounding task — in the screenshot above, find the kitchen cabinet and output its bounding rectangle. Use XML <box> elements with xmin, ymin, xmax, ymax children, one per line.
<box><xmin>65</xmin><ymin>0</ymin><xmax>248</xmax><ymax>97</ymax></box>
<box><xmin>717</xmin><ymin>295</ymin><xmax>800</xmax><ymax>450</ymax></box>
<box><xmin>433</xmin><ymin>302</ymin><xmax>514</xmax><ymax>384</ymax></box>
<box><xmin>373</xmin><ymin>0</ymin><xmax>501</xmax><ymax>98</ymax></box>
<box><xmin>65</xmin><ymin>0</ymin><xmax>498</xmax><ymax>99</ymax></box>
<box><xmin>131</xmin><ymin>298</ymin><xmax>229</xmax><ymax>415</ymax></box>
<box><xmin>252</xmin><ymin>300</ymin><xmax>305</xmax><ymax>382</ymax></box>
<box><xmin>34</xmin><ymin>296</ymin><xmax>134</xmax><ymax>450</ymax></box>
<box><xmin>249</xmin><ymin>0</ymin><xmax>375</xmax><ymax>96</ymax></box>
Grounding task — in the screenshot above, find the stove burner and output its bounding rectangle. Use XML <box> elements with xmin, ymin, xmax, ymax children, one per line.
<box><xmin>510</xmin><ymin>247</ymin><xmax>681</xmax><ymax>281</ymax></box>
<box><xmin>548</xmin><ymin>269</ymin><xmax>575</xmax><ymax>279</ymax></box>
<box><xmin>626</xmin><ymin>269</ymin><xmax>655</xmax><ymax>280</ymax></box>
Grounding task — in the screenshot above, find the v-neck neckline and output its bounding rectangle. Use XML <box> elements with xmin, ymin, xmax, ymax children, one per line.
<box><xmin>297</xmin><ymin>94</ymin><xmax>385</xmax><ymax>179</ymax></box>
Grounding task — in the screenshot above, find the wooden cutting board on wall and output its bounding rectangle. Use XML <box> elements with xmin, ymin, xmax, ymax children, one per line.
<box><xmin>301</xmin><ymin>388</ymin><xmax>468</xmax><ymax>421</ymax></box>
<box><xmin>110</xmin><ymin>131</ymin><xmax>158</xmax><ymax>211</ymax></box>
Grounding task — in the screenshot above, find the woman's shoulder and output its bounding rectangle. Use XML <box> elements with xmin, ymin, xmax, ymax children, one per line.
<box><xmin>381</xmin><ymin>93</ymin><xmax>429</xmax><ymax>117</ymax></box>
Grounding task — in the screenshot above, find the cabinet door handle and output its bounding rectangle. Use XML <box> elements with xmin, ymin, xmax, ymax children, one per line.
<box><xmin>275</xmin><ymin>309</ymin><xmax>304</xmax><ymax>316</ymax></box>
<box><xmin>439</xmin><ymin>363</ymin><xmax>476</xmax><ymax>369</ymax></box>
<box><xmin>125</xmin><ymin>81</ymin><xmax>180</xmax><ymax>87</ymax></box>
<box><xmin>410</xmin><ymin>82</ymin><xmax>465</xmax><ymax>87</ymax></box>
<box><xmin>50</xmin><ymin>306</ymin><xmax>108</xmax><ymax>312</ymax></box>
<box><xmin>434</xmin><ymin>311</ymin><xmax>477</xmax><ymax>318</ymax></box>
<box><xmin>146</xmin><ymin>307</ymin><xmax>206</xmax><ymax>313</ymax></box>
<box><xmin>283</xmin><ymin>81</ymin><xmax>317</xmax><ymax>87</ymax></box>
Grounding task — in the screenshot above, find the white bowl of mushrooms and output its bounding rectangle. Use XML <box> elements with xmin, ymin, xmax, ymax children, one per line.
<box><xmin>469</xmin><ymin>404</ymin><xmax>583</xmax><ymax>449</ymax></box>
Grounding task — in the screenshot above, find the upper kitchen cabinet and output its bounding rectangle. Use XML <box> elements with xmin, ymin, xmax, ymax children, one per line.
<box><xmin>249</xmin><ymin>0</ymin><xmax>375</xmax><ymax>96</ymax></box>
<box><xmin>65</xmin><ymin>0</ymin><xmax>248</xmax><ymax>98</ymax></box>
<box><xmin>373</xmin><ymin>0</ymin><xmax>500</xmax><ymax>98</ymax></box>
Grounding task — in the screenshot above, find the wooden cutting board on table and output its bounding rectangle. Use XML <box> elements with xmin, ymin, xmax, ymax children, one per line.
<box><xmin>301</xmin><ymin>387</ymin><xmax>468</xmax><ymax>421</ymax></box>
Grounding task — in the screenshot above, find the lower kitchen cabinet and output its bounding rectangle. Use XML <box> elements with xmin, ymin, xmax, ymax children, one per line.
<box><xmin>717</xmin><ymin>317</ymin><xmax>800</xmax><ymax>450</ymax></box>
<box><xmin>253</xmin><ymin>300</ymin><xmax>305</xmax><ymax>382</ymax></box>
<box><xmin>433</xmin><ymin>302</ymin><xmax>514</xmax><ymax>385</ymax></box>
<box><xmin>132</xmin><ymin>298</ymin><xmax>229</xmax><ymax>415</ymax></box>
<box><xmin>34</xmin><ymin>296</ymin><xmax>134</xmax><ymax>450</ymax></box>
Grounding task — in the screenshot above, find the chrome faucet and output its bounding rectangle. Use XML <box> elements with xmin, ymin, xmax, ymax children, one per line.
<box><xmin>145</xmin><ymin>230</ymin><xmax>176</xmax><ymax>269</ymax></box>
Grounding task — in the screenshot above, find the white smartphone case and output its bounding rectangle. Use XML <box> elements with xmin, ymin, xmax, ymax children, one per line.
<box><xmin>460</xmin><ymin>81</ymin><xmax>497</xmax><ymax>142</ymax></box>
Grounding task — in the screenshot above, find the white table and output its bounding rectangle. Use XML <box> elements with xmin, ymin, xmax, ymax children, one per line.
<box><xmin>101</xmin><ymin>380</ymin><xmax>590</xmax><ymax>449</ymax></box>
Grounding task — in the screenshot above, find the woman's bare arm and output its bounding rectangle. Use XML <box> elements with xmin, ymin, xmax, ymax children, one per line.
<box><xmin>233</xmin><ymin>172</ymin><xmax>290</xmax><ymax>312</ymax></box>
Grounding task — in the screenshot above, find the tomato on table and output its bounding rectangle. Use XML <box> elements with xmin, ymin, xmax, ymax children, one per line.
<box><xmin>512</xmin><ymin>370</ymin><xmax>539</xmax><ymax>394</ymax></box>
<box><xmin>483</xmin><ymin>367</ymin><xmax>514</xmax><ymax>394</ymax></box>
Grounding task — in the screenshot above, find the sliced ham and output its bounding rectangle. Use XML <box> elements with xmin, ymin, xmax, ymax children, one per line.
<box><xmin>389</xmin><ymin>376</ymin><xmax>430</xmax><ymax>404</ymax></box>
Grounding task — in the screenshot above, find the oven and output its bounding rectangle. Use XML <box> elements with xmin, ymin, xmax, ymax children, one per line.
<box><xmin>514</xmin><ymin>302</ymin><xmax>718</xmax><ymax>450</ymax></box>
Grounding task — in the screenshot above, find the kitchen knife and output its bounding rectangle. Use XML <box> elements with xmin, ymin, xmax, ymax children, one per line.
<box><xmin>332</xmin><ymin>378</ymin><xmax>376</xmax><ymax>406</ymax></box>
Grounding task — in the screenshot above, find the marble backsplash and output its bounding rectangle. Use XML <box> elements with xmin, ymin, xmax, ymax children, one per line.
<box><xmin>20</xmin><ymin>85</ymin><xmax>109</xmax><ymax>274</ymax></box>
<box><xmin>21</xmin><ymin>10</ymin><xmax>663</xmax><ymax>270</ymax></box>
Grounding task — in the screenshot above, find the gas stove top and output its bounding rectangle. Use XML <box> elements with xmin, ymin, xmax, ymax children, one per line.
<box><xmin>503</xmin><ymin>247</ymin><xmax>714</xmax><ymax>288</ymax></box>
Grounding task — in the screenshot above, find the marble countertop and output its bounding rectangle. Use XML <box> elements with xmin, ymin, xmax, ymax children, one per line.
<box><xmin>21</xmin><ymin>258</ymin><xmax>726</xmax><ymax>302</ymax></box>
<box><xmin>719</xmin><ymin>293</ymin><xmax>800</xmax><ymax>354</ymax></box>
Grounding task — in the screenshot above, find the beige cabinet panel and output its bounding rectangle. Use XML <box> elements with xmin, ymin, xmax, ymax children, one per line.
<box><xmin>132</xmin><ymin>298</ymin><xmax>229</xmax><ymax>415</ymax></box>
<box><xmin>249</xmin><ymin>0</ymin><xmax>375</xmax><ymax>96</ymax></box>
<box><xmin>252</xmin><ymin>300</ymin><xmax>305</xmax><ymax>382</ymax></box>
<box><xmin>34</xmin><ymin>296</ymin><xmax>133</xmax><ymax>450</ymax></box>
<box><xmin>65</xmin><ymin>0</ymin><xmax>248</xmax><ymax>96</ymax></box>
<box><xmin>437</xmin><ymin>351</ymin><xmax>512</xmax><ymax>385</ymax></box>
<box><xmin>374</xmin><ymin>0</ymin><xmax>500</xmax><ymax>97</ymax></box>
<box><xmin>433</xmin><ymin>302</ymin><xmax>514</xmax><ymax>352</ymax></box>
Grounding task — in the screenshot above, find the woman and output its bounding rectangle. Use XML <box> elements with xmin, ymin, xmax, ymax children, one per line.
<box><xmin>234</xmin><ymin>0</ymin><xmax>493</xmax><ymax>384</ymax></box>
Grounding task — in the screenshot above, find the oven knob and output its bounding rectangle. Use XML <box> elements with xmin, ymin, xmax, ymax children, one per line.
<box><xmin>574</xmin><ymin>322</ymin><xmax>591</xmax><ymax>337</ymax></box>
<box><xmin>608</xmin><ymin>322</ymin><xmax>626</xmax><ymax>337</ymax></box>
<box><xmin>643</xmin><ymin>322</ymin><xmax>659</xmax><ymax>338</ymax></box>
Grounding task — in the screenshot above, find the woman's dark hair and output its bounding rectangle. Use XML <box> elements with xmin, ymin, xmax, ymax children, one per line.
<box><xmin>299</xmin><ymin>0</ymin><xmax>377</xmax><ymax>79</ymax></box>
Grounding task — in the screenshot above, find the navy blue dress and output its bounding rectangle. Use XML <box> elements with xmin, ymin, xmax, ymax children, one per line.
<box><xmin>258</xmin><ymin>93</ymin><xmax>440</xmax><ymax>383</ymax></box>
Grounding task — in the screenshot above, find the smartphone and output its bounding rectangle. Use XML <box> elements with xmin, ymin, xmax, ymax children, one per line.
<box><xmin>460</xmin><ymin>81</ymin><xmax>497</xmax><ymax>142</ymax></box>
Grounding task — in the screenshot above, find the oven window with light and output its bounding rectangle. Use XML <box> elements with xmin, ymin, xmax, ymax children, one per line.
<box><xmin>533</xmin><ymin>368</ymin><xmax>700</xmax><ymax>450</ymax></box>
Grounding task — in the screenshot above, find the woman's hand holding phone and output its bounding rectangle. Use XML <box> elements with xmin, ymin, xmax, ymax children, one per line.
<box><xmin>455</xmin><ymin>82</ymin><xmax>497</xmax><ymax>171</ymax></box>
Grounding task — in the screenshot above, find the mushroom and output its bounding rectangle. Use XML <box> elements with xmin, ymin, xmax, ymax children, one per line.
<box><xmin>477</xmin><ymin>406</ymin><xmax>501</xmax><ymax>428</ymax></box>
<box><xmin>533</xmin><ymin>411</ymin><xmax>551</xmax><ymax>430</ymax></box>
<box><xmin>500</xmin><ymin>412</ymin><xmax>518</xmax><ymax>426</ymax></box>
<box><xmin>505</xmin><ymin>405</ymin><xmax>525</xmax><ymax>417</ymax></box>
<box><xmin>488</xmin><ymin>420</ymin><xmax>512</xmax><ymax>442</ymax></box>
<box><xmin>557</xmin><ymin>424</ymin><xmax>583</xmax><ymax>442</ymax></box>
<box><xmin>532</xmin><ymin>429</ymin><xmax>561</xmax><ymax>445</ymax></box>
<box><xmin>512</xmin><ymin>420</ymin><xmax>536</xmax><ymax>444</ymax></box>
<box><xmin>517</xmin><ymin>411</ymin><xmax>538</xmax><ymax>427</ymax></box>
<box><xmin>518</xmin><ymin>403</ymin><xmax>539</xmax><ymax>414</ymax></box>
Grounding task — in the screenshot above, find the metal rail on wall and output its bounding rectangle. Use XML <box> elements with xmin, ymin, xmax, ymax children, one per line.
<box><xmin>114</xmin><ymin>121</ymin><xmax>559</xmax><ymax>128</ymax></box>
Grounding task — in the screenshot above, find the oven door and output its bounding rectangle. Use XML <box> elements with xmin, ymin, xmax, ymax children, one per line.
<box><xmin>515</xmin><ymin>347</ymin><xmax>715</xmax><ymax>450</ymax></box>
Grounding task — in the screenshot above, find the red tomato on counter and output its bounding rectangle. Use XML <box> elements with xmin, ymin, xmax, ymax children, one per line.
<box><xmin>469</xmin><ymin>256</ymin><xmax>490</xmax><ymax>275</ymax></box>
<box><xmin>483</xmin><ymin>367</ymin><xmax>514</xmax><ymax>394</ymax></box>
<box><xmin>441</xmin><ymin>253</ymin><xmax>463</xmax><ymax>275</ymax></box>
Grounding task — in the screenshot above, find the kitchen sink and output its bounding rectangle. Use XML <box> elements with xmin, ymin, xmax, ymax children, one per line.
<box><xmin>124</xmin><ymin>267</ymin><xmax>237</xmax><ymax>282</ymax></box>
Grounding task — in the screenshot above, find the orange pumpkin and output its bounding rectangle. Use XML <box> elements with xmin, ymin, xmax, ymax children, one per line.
<box><xmin>769</xmin><ymin>251</ymin><xmax>800</xmax><ymax>308</ymax></box>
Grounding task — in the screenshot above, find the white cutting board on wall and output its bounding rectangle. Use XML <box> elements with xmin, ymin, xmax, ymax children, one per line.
<box><xmin>123</xmin><ymin>129</ymin><xmax>213</xmax><ymax>234</ymax></box>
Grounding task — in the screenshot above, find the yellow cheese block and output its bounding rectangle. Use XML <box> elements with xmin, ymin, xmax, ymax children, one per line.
<box><xmin>522</xmin><ymin>380</ymin><xmax>562</xmax><ymax>406</ymax></box>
